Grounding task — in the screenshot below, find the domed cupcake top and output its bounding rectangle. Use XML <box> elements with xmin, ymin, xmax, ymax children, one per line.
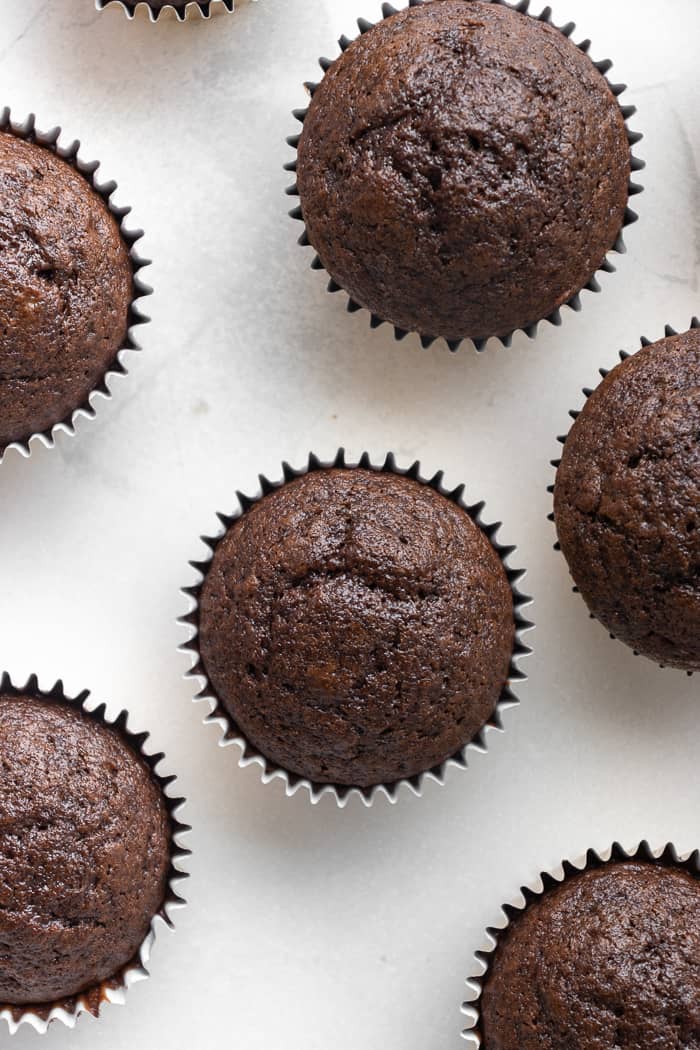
<box><xmin>480</xmin><ymin>861</ymin><xmax>700</xmax><ymax>1050</ymax></box>
<box><xmin>0</xmin><ymin>692</ymin><xmax>171</xmax><ymax>1006</ymax></box>
<box><xmin>296</xmin><ymin>0</ymin><xmax>631</xmax><ymax>343</ymax></box>
<box><xmin>0</xmin><ymin>132</ymin><xmax>132</xmax><ymax>453</ymax></box>
<box><xmin>554</xmin><ymin>326</ymin><xmax>700</xmax><ymax>670</ymax></box>
<box><xmin>198</xmin><ymin>467</ymin><xmax>515</xmax><ymax>787</ymax></box>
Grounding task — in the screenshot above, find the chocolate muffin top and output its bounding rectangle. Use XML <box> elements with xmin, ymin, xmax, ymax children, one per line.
<box><xmin>199</xmin><ymin>467</ymin><xmax>515</xmax><ymax>787</ymax></box>
<box><xmin>0</xmin><ymin>693</ymin><xmax>171</xmax><ymax>1006</ymax></box>
<box><xmin>554</xmin><ymin>328</ymin><xmax>700</xmax><ymax>671</ymax></box>
<box><xmin>480</xmin><ymin>861</ymin><xmax>700</xmax><ymax>1050</ymax></box>
<box><xmin>0</xmin><ymin>132</ymin><xmax>132</xmax><ymax>453</ymax></box>
<box><xmin>296</xmin><ymin>0</ymin><xmax>630</xmax><ymax>342</ymax></box>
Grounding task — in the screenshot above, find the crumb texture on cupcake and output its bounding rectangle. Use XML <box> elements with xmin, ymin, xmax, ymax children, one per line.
<box><xmin>554</xmin><ymin>327</ymin><xmax>700</xmax><ymax>671</ymax></box>
<box><xmin>199</xmin><ymin>468</ymin><xmax>515</xmax><ymax>787</ymax></box>
<box><xmin>0</xmin><ymin>694</ymin><xmax>171</xmax><ymax>1007</ymax></box>
<box><xmin>480</xmin><ymin>862</ymin><xmax>700</xmax><ymax>1050</ymax></box>
<box><xmin>296</xmin><ymin>0</ymin><xmax>630</xmax><ymax>342</ymax></box>
<box><xmin>0</xmin><ymin>132</ymin><xmax>132</xmax><ymax>452</ymax></box>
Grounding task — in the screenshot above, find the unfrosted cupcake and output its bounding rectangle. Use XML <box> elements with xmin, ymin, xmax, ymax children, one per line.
<box><xmin>0</xmin><ymin>126</ymin><xmax>139</xmax><ymax>458</ymax></box>
<box><xmin>97</xmin><ymin>0</ymin><xmax>234</xmax><ymax>19</ymax></box>
<box><xmin>293</xmin><ymin>0</ymin><xmax>638</xmax><ymax>346</ymax></box>
<box><xmin>193</xmin><ymin>462</ymin><xmax>522</xmax><ymax>792</ymax></box>
<box><xmin>478</xmin><ymin>859</ymin><xmax>700</xmax><ymax>1048</ymax></box>
<box><xmin>0</xmin><ymin>687</ymin><xmax>174</xmax><ymax>1019</ymax></box>
<box><xmin>554</xmin><ymin>325</ymin><xmax>700</xmax><ymax>671</ymax></box>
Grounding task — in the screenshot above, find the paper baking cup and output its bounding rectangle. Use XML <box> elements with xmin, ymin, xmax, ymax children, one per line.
<box><xmin>96</xmin><ymin>0</ymin><xmax>234</xmax><ymax>21</ymax></box>
<box><xmin>547</xmin><ymin>317</ymin><xmax>700</xmax><ymax>675</ymax></box>
<box><xmin>462</xmin><ymin>840</ymin><xmax>700</xmax><ymax>1047</ymax></box>
<box><xmin>285</xmin><ymin>0</ymin><xmax>644</xmax><ymax>353</ymax></box>
<box><xmin>0</xmin><ymin>109</ymin><xmax>151</xmax><ymax>468</ymax></box>
<box><xmin>0</xmin><ymin>671</ymin><xmax>189</xmax><ymax>1035</ymax></box>
<box><xmin>180</xmin><ymin>449</ymin><xmax>533</xmax><ymax>807</ymax></box>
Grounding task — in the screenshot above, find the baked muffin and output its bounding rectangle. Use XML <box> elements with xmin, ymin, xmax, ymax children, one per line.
<box><xmin>0</xmin><ymin>691</ymin><xmax>171</xmax><ymax>1007</ymax></box>
<box><xmin>480</xmin><ymin>861</ymin><xmax>700</xmax><ymax>1049</ymax></box>
<box><xmin>0</xmin><ymin>131</ymin><xmax>132</xmax><ymax>453</ymax></box>
<box><xmin>554</xmin><ymin>326</ymin><xmax>700</xmax><ymax>671</ymax></box>
<box><xmin>295</xmin><ymin>0</ymin><xmax>632</xmax><ymax>343</ymax></box>
<box><xmin>198</xmin><ymin>466</ymin><xmax>515</xmax><ymax>787</ymax></box>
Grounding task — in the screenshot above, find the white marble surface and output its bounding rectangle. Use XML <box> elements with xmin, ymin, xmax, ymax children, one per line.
<box><xmin>0</xmin><ymin>0</ymin><xmax>698</xmax><ymax>1045</ymax></box>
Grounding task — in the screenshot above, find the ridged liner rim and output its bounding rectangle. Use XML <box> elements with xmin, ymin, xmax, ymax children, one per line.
<box><xmin>178</xmin><ymin>448</ymin><xmax>533</xmax><ymax>807</ymax></box>
<box><xmin>461</xmin><ymin>839</ymin><xmax>700</xmax><ymax>1046</ymax></box>
<box><xmin>0</xmin><ymin>108</ymin><xmax>151</xmax><ymax>466</ymax></box>
<box><xmin>0</xmin><ymin>670</ymin><xmax>190</xmax><ymax>1035</ymax></box>
<box><xmin>547</xmin><ymin>317</ymin><xmax>700</xmax><ymax>675</ymax></box>
<box><xmin>95</xmin><ymin>0</ymin><xmax>234</xmax><ymax>22</ymax></box>
<box><xmin>285</xmin><ymin>0</ymin><xmax>645</xmax><ymax>353</ymax></box>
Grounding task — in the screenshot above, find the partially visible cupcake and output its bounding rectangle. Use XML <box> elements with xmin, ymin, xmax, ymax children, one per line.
<box><xmin>0</xmin><ymin>682</ymin><xmax>178</xmax><ymax>1025</ymax></box>
<box><xmin>475</xmin><ymin>854</ymin><xmax>700</xmax><ymax>1049</ymax></box>
<box><xmin>292</xmin><ymin>0</ymin><xmax>639</xmax><ymax>347</ymax></box>
<box><xmin>187</xmin><ymin>456</ymin><xmax>528</xmax><ymax>799</ymax></box>
<box><xmin>96</xmin><ymin>0</ymin><xmax>234</xmax><ymax>20</ymax></box>
<box><xmin>553</xmin><ymin>324</ymin><xmax>700</xmax><ymax>671</ymax></box>
<box><xmin>0</xmin><ymin>122</ymin><xmax>143</xmax><ymax>460</ymax></box>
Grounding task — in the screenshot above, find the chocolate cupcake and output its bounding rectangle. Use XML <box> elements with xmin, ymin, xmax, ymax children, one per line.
<box><xmin>552</xmin><ymin>322</ymin><xmax>700</xmax><ymax>672</ymax></box>
<box><xmin>465</xmin><ymin>843</ymin><xmax>700</xmax><ymax>1050</ymax></box>
<box><xmin>0</xmin><ymin>112</ymin><xmax>149</xmax><ymax>463</ymax></box>
<box><xmin>0</xmin><ymin>674</ymin><xmax>188</xmax><ymax>1033</ymax></box>
<box><xmin>182</xmin><ymin>452</ymin><xmax>531</xmax><ymax>804</ymax></box>
<box><xmin>288</xmin><ymin>0</ymin><xmax>643</xmax><ymax>349</ymax></box>
<box><xmin>96</xmin><ymin>0</ymin><xmax>234</xmax><ymax>20</ymax></box>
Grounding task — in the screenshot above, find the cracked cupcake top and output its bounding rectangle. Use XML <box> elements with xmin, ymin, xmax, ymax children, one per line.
<box><xmin>554</xmin><ymin>327</ymin><xmax>700</xmax><ymax>670</ymax></box>
<box><xmin>0</xmin><ymin>693</ymin><xmax>171</xmax><ymax>1007</ymax></box>
<box><xmin>480</xmin><ymin>861</ymin><xmax>700</xmax><ymax>1050</ymax></box>
<box><xmin>0</xmin><ymin>132</ymin><xmax>132</xmax><ymax>452</ymax></box>
<box><xmin>296</xmin><ymin>0</ymin><xmax>630</xmax><ymax>342</ymax></box>
<box><xmin>198</xmin><ymin>467</ymin><xmax>515</xmax><ymax>786</ymax></box>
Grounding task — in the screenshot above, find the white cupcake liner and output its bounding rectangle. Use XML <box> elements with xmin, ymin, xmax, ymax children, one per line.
<box><xmin>548</xmin><ymin>317</ymin><xmax>700</xmax><ymax>675</ymax></box>
<box><xmin>462</xmin><ymin>839</ymin><xmax>700</xmax><ymax>1047</ymax></box>
<box><xmin>285</xmin><ymin>0</ymin><xmax>645</xmax><ymax>353</ymax></box>
<box><xmin>0</xmin><ymin>109</ymin><xmax>151</xmax><ymax>468</ymax></box>
<box><xmin>0</xmin><ymin>671</ymin><xmax>190</xmax><ymax>1035</ymax></box>
<box><xmin>95</xmin><ymin>0</ymin><xmax>234</xmax><ymax>21</ymax></box>
<box><xmin>180</xmin><ymin>448</ymin><xmax>533</xmax><ymax>807</ymax></box>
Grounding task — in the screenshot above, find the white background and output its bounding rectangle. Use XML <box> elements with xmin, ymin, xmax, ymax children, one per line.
<box><xmin>0</xmin><ymin>0</ymin><xmax>698</xmax><ymax>1046</ymax></box>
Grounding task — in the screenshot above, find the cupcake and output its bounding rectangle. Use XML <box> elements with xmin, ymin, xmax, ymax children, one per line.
<box><xmin>184</xmin><ymin>454</ymin><xmax>530</xmax><ymax>801</ymax></box>
<box><xmin>0</xmin><ymin>677</ymin><xmax>184</xmax><ymax>1029</ymax></box>
<box><xmin>0</xmin><ymin>120</ymin><xmax>146</xmax><ymax>460</ymax></box>
<box><xmin>553</xmin><ymin>324</ymin><xmax>700</xmax><ymax>672</ymax></box>
<box><xmin>471</xmin><ymin>849</ymin><xmax>700</xmax><ymax>1049</ymax></box>
<box><xmin>96</xmin><ymin>0</ymin><xmax>233</xmax><ymax>19</ymax></box>
<box><xmin>290</xmin><ymin>0</ymin><xmax>641</xmax><ymax>348</ymax></box>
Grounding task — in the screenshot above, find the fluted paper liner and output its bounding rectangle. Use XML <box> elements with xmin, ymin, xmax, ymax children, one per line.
<box><xmin>462</xmin><ymin>840</ymin><xmax>700</xmax><ymax>1047</ymax></box>
<box><xmin>547</xmin><ymin>317</ymin><xmax>700</xmax><ymax>674</ymax></box>
<box><xmin>0</xmin><ymin>109</ymin><xmax>151</xmax><ymax>467</ymax></box>
<box><xmin>96</xmin><ymin>0</ymin><xmax>234</xmax><ymax>22</ymax></box>
<box><xmin>285</xmin><ymin>0</ymin><xmax>644</xmax><ymax>352</ymax></box>
<box><xmin>180</xmin><ymin>449</ymin><xmax>533</xmax><ymax>807</ymax></box>
<box><xmin>0</xmin><ymin>671</ymin><xmax>190</xmax><ymax>1035</ymax></box>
